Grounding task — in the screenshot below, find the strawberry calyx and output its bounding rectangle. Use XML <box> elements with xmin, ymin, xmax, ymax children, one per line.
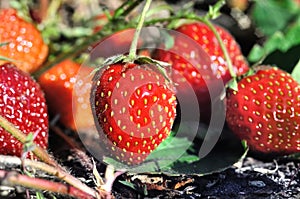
<box><xmin>92</xmin><ymin>0</ymin><xmax>173</xmax><ymax>86</ymax></box>
<box><xmin>92</xmin><ymin>54</ymin><xmax>173</xmax><ymax>87</ymax></box>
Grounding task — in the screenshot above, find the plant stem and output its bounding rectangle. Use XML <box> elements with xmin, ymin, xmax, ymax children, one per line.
<box><xmin>0</xmin><ymin>170</ymin><xmax>95</xmax><ymax>199</ymax></box>
<box><xmin>113</xmin><ymin>0</ymin><xmax>144</xmax><ymax>19</ymax></box>
<box><xmin>0</xmin><ymin>116</ymin><xmax>55</xmax><ymax>166</ymax></box>
<box><xmin>126</xmin><ymin>0</ymin><xmax>153</xmax><ymax>62</ymax></box>
<box><xmin>202</xmin><ymin>18</ymin><xmax>236</xmax><ymax>79</ymax></box>
<box><xmin>33</xmin><ymin>0</ymin><xmax>143</xmax><ymax>79</ymax></box>
<box><xmin>0</xmin><ymin>116</ymin><xmax>98</xmax><ymax>198</ymax></box>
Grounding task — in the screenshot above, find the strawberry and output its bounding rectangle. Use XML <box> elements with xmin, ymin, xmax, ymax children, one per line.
<box><xmin>0</xmin><ymin>63</ymin><xmax>48</xmax><ymax>157</ymax></box>
<box><xmin>92</xmin><ymin>62</ymin><xmax>177</xmax><ymax>165</ymax></box>
<box><xmin>226</xmin><ymin>66</ymin><xmax>300</xmax><ymax>154</ymax></box>
<box><xmin>175</xmin><ymin>23</ymin><xmax>249</xmax><ymax>83</ymax></box>
<box><xmin>38</xmin><ymin>60</ymin><xmax>94</xmax><ymax>131</ymax></box>
<box><xmin>154</xmin><ymin>22</ymin><xmax>249</xmax><ymax>122</ymax></box>
<box><xmin>0</xmin><ymin>9</ymin><xmax>48</xmax><ymax>73</ymax></box>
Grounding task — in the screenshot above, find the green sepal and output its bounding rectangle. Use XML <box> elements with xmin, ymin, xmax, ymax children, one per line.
<box><xmin>227</xmin><ymin>79</ymin><xmax>238</xmax><ymax>91</ymax></box>
<box><xmin>135</xmin><ymin>56</ymin><xmax>172</xmax><ymax>82</ymax></box>
<box><xmin>291</xmin><ymin>59</ymin><xmax>300</xmax><ymax>84</ymax></box>
<box><xmin>205</xmin><ymin>0</ymin><xmax>225</xmax><ymax>20</ymax></box>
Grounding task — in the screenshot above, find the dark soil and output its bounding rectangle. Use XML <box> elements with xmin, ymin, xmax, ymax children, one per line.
<box><xmin>111</xmin><ymin>157</ymin><xmax>300</xmax><ymax>199</ymax></box>
<box><xmin>1</xmin><ymin>126</ymin><xmax>299</xmax><ymax>199</ymax></box>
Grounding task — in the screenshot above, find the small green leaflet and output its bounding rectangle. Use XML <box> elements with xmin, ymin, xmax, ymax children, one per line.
<box><xmin>22</xmin><ymin>133</ymin><xmax>36</xmax><ymax>159</ymax></box>
<box><xmin>291</xmin><ymin>59</ymin><xmax>300</xmax><ymax>84</ymax></box>
<box><xmin>160</xmin><ymin>30</ymin><xmax>174</xmax><ymax>50</ymax></box>
<box><xmin>36</xmin><ymin>191</ymin><xmax>46</xmax><ymax>199</ymax></box>
<box><xmin>119</xmin><ymin>180</ymin><xmax>148</xmax><ymax>195</ymax></box>
<box><xmin>206</xmin><ymin>0</ymin><xmax>225</xmax><ymax>20</ymax></box>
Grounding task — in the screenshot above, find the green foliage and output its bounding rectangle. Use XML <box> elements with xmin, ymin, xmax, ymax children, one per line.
<box><xmin>36</xmin><ymin>191</ymin><xmax>46</xmax><ymax>199</ymax></box>
<box><xmin>119</xmin><ymin>180</ymin><xmax>148</xmax><ymax>195</ymax></box>
<box><xmin>252</xmin><ymin>0</ymin><xmax>298</xmax><ymax>36</ymax></box>
<box><xmin>104</xmin><ymin>126</ymin><xmax>247</xmax><ymax>176</ymax></box>
<box><xmin>249</xmin><ymin>0</ymin><xmax>300</xmax><ymax>65</ymax></box>
<box><xmin>104</xmin><ymin>134</ymin><xmax>200</xmax><ymax>173</ymax></box>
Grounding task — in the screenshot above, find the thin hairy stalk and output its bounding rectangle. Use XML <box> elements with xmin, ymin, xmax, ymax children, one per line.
<box><xmin>0</xmin><ymin>116</ymin><xmax>98</xmax><ymax>198</ymax></box>
<box><xmin>0</xmin><ymin>170</ymin><xmax>95</xmax><ymax>199</ymax></box>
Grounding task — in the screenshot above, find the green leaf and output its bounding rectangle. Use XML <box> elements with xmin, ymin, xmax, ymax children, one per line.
<box><xmin>36</xmin><ymin>192</ymin><xmax>45</xmax><ymax>199</ymax></box>
<box><xmin>145</xmin><ymin>135</ymin><xmax>199</xmax><ymax>165</ymax></box>
<box><xmin>104</xmin><ymin>135</ymin><xmax>200</xmax><ymax>173</ymax></box>
<box><xmin>291</xmin><ymin>59</ymin><xmax>300</xmax><ymax>84</ymax></box>
<box><xmin>252</xmin><ymin>0</ymin><xmax>298</xmax><ymax>36</ymax></box>
<box><xmin>119</xmin><ymin>180</ymin><xmax>148</xmax><ymax>195</ymax></box>
<box><xmin>227</xmin><ymin>79</ymin><xmax>238</xmax><ymax>91</ymax></box>
<box><xmin>206</xmin><ymin>0</ymin><xmax>225</xmax><ymax>20</ymax></box>
<box><xmin>104</xmin><ymin>126</ymin><xmax>247</xmax><ymax>176</ymax></box>
<box><xmin>248</xmin><ymin>20</ymin><xmax>300</xmax><ymax>62</ymax></box>
<box><xmin>160</xmin><ymin>30</ymin><xmax>174</xmax><ymax>50</ymax></box>
<box><xmin>119</xmin><ymin>180</ymin><xmax>138</xmax><ymax>190</ymax></box>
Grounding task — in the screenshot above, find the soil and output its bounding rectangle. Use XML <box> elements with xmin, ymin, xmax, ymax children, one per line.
<box><xmin>1</xmin><ymin>127</ymin><xmax>300</xmax><ymax>199</ymax></box>
<box><xmin>111</xmin><ymin>157</ymin><xmax>300</xmax><ymax>199</ymax></box>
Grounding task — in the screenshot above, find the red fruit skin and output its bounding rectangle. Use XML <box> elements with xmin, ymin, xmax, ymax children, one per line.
<box><xmin>0</xmin><ymin>9</ymin><xmax>48</xmax><ymax>73</ymax></box>
<box><xmin>154</xmin><ymin>22</ymin><xmax>249</xmax><ymax>122</ymax></box>
<box><xmin>0</xmin><ymin>63</ymin><xmax>48</xmax><ymax>157</ymax></box>
<box><xmin>38</xmin><ymin>60</ymin><xmax>94</xmax><ymax>131</ymax></box>
<box><xmin>176</xmin><ymin>22</ymin><xmax>249</xmax><ymax>83</ymax></box>
<box><xmin>93</xmin><ymin>63</ymin><xmax>177</xmax><ymax>165</ymax></box>
<box><xmin>226</xmin><ymin>67</ymin><xmax>300</xmax><ymax>154</ymax></box>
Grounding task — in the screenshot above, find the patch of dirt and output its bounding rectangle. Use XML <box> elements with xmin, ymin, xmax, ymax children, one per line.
<box><xmin>111</xmin><ymin>157</ymin><xmax>300</xmax><ymax>199</ymax></box>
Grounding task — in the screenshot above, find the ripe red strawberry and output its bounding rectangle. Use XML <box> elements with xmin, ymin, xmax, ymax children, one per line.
<box><xmin>38</xmin><ymin>60</ymin><xmax>94</xmax><ymax>131</ymax></box>
<box><xmin>175</xmin><ymin>22</ymin><xmax>249</xmax><ymax>83</ymax></box>
<box><xmin>226</xmin><ymin>66</ymin><xmax>300</xmax><ymax>154</ymax></box>
<box><xmin>0</xmin><ymin>63</ymin><xmax>48</xmax><ymax>157</ymax></box>
<box><xmin>0</xmin><ymin>9</ymin><xmax>48</xmax><ymax>73</ymax></box>
<box><xmin>92</xmin><ymin>62</ymin><xmax>177</xmax><ymax>165</ymax></box>
<box><xmin>154</xmin><ymin>22</ymin><xmax>249</xmax><ymax>122</ymax></box>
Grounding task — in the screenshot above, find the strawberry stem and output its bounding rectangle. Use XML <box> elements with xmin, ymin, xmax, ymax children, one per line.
<box><xmin>0</xmin><ymin>169</ymin><xmax>95</xmax><ymax>199</ymax></box>
<box><xmin>0</xmin><ymin>115</ymin><xmax>98</xmax><ymax>198</ymax></box>
<box><xmin>126</xmin><ymin>0</ymin><xmax>152</xmax><ymax>62</ymax></box>
<box><xmin>202</xmin><ymin>18</ymin><xmax>237</xmax><ymax>79</ymax></box>
<box><xmin>113</xmin><ymin>0</ymin><xmax>144</xmax><ymax>19</ymax></box>
<box><xmin>0</xmin><ymin>116</ymin><xmax>55</xmax><ymax>165</ymax></box>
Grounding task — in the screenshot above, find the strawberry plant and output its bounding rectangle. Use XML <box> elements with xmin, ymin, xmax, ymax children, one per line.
<box><xmin>1</xmin><ymin>0</ymin><xmax>299</xmax><ymax>198</ymax></box>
